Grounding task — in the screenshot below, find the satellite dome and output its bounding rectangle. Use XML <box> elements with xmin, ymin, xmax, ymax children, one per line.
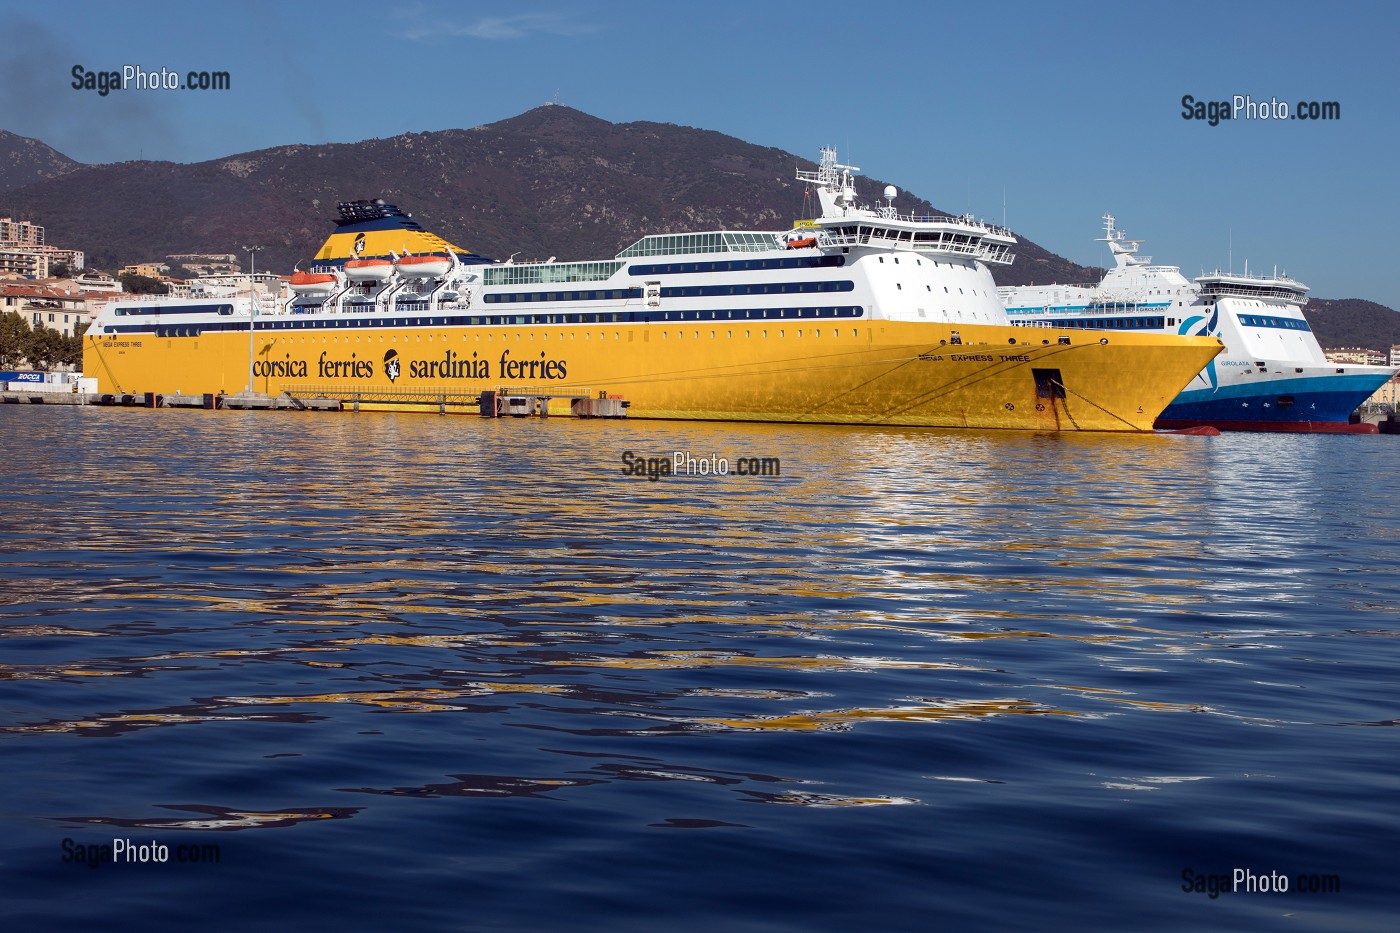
<box><xmin>883</xmin><ymin>185</ymin><xmax>898</xmax><ymax>200</ymax></box>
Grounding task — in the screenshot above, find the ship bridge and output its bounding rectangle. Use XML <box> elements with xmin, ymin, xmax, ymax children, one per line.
<box><xmin>1196</xmin><ymin>271</ymin><xmax>1309</xmax><ymax>304</ymax></box>
<box><xmin>811</xmin><ymin>215</ymin><xmax>1015</xmax><ymax>265</ymax></box>
<box><xmin>796</xmin><ymin>148</ymin><xmax>1015</xmax><ymax>265</ymax></box>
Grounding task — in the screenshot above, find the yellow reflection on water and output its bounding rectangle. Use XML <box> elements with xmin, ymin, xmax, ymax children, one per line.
<box><xmin>217</xmin><ymin>683</ymin><xmax>570</xmax><ymax>712</ymax></box>
<box><xmin>552</xmin><ymin>651</ymin><xmax>984</xmax><ymax>672</ymax></box>
<box><xmin>696</xmin><ymin>699</ymin><xmax>1079</xmax><ymax>732</ymax></box>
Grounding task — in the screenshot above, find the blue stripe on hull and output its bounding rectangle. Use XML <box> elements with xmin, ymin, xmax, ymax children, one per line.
<box><xmin>1162</xmin><ymin>373</ymin><xmax>1390</xmax><ymax>425</ymax></box>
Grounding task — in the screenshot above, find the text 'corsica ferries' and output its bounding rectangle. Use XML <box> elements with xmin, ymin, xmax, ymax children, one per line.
<box><xmin>83</xmin><ymin>153</ymin><xmax>1223</xmax><ymax>430</ymax></box>
<box><xmin>1000</xmin><ymin>215</ymin><xmax>1397</xmax><ymax>432</ymax></box>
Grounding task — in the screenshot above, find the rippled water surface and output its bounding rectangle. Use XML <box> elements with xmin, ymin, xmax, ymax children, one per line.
<box><xmin>2</xmin><ymin>405</ymin><xmax>1397</xmax><ymax>931</ymax></box>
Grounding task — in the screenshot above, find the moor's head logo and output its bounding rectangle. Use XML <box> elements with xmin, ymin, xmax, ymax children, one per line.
<box><xmin>383</xmin><ymin>349</ymin><xmax>400</xmax><ymax>383</ymax></box>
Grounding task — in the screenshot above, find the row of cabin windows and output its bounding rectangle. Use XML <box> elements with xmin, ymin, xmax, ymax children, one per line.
<box><xmin>112</xmin><ymin>304</ymin><xmax>234</xmax><ymax>317</ymax></box>
<box><xmin>107</xmin><ymin>306</ymin><xmax>867</xmax><ymax>335</ymax></box>
<box><xmin>486</xmin><ymin>280</ymin><xmax>854</xmax><ymax>303</ymax></box>
<box><xmin>144</xmin><ymin>327</ymin><xmax>867</xmax><ymax>344</ymax></box>
<box><xmin>627</xmin><ymin>255</ymin><xmax>846</xmax><ymax>276</ymax></box>
<box><xmin>1238</xmin><ymin>315</ymin><xmax>1311</xmax><ymax>331</ymax></box>
<box><xmin>1023</xmin><ymin>317</ymin><xmax>1170</xmax><ymax>330</ymax></box>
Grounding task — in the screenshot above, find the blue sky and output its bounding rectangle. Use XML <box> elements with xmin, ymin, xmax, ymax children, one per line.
<box><xmin>3</xmin><ymin>0</ymin><xmax>1398</xmax><ymax>307</ymax></box>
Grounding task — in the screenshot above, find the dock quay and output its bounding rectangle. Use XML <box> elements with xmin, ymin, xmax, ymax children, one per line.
<box><xmin>1372</xmin><ymin>412</ymin><xmax>1400</xmax><ymax>435</ymax></box>
<box><xmin>2</xmin><ymin>389</ymin><xmax>90</xmax><ymax>405</ymax></box>
<box><xmin>69</xmin><ymin>385</ymin><xmax>629</xmax><ymax>418</ymax></box>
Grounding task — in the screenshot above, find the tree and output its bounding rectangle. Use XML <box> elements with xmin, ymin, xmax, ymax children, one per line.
<box><xmin>0</xmin><ymin>312</ymin><xmax>29</xmax><ymax>367</ymax></box>
<box><xmin>50</xmin><ymin>262</ymin><xmax>72</xmax><ymax>279</ymax></box>
<box><xmin>60</xmin><ymin>322</ymin><xmax>89</xmax><ymax>369</ymax></box>
<box><xmin>118</xmin><ymin>271</ymin><xmax>169</xmax><ymax>295</ymax></box>
<box><xmin>24</xmin><ymin>325</ymin><xmax>65</xmax><ymax>371</ymax></box>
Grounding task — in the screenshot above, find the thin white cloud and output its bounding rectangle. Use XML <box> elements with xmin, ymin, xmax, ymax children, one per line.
<box><xmin>394</xmin><ymin>8</ymin><xmax>595</xmax><ymax>42</ymax></box>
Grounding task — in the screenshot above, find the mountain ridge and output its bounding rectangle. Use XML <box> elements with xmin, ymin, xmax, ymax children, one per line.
<box><xmin>0</xmin><ymin>129</ymin><xmax>83</xmax><ymax>193</ymax></box>
<box><xmin>1305</xmin><ymin>298</ymin><xmax>1400</xmax><ymax>351</ymax></box>
<box><xmin>1</xmin><ymin>106</ymin><xmax>1397</xmax><ymax>350</ymax></box>
<box><xmin>0</xmin><ymin>105</ymin><xmax>1098</xmax><ymax>286</ymax></box>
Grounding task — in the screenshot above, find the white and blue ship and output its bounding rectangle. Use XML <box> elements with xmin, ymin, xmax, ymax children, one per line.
<box><xmin>1000</xmin><ymin>216</ymin><xmax>1396</xmax><ymax>432</ymax></box>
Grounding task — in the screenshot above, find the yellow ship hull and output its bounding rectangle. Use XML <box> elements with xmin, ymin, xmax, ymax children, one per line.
<box><xmin>84</xmin><ymin>319</ymin><xmax>1221</xmax><ymax>432</ymax></box>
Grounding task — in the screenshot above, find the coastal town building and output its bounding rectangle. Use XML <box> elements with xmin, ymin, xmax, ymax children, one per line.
<box><xmin>0</xmin><ymin>217</ymin><xmax>85</xmax><ymax>279</ymax></box>
<box><xmin>1324</xmin><ymin>347</ymin><xmax>1388</xmax><ymax>366</ymax></box>
<box><xmin>187</xmin><ymin>272</ymin><xmax>287</xmax><ymax>302</ymax></box>
<box><xmin>122</xmin><ymin>262</ymin><xmax>170</xmax><ymax>279</ymax></box>
<box><xmin>1360</xmin><ymin>372</ymin><xmax>1400</xmax><ymax>410</ymax></box>
<box><xmin>0</xmin><ymin>218</ymin><xmax>43</xmax><ymax>246</ymax></box>
<box><xmin>166</xmin><ymin>253</ymin><xmax>240</xmax><ymax>276</ymax></box>
<box><xmin>0</xmin><ymin>284</ymin><xmax>94</xmax><ymax>337</ymax></box>
<box><xmin>71</xmin><ymin>272</ymin><xmax>121</xmax><ymax>293</ymax></box>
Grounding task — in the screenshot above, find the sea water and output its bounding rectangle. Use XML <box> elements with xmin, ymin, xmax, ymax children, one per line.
<box><xmin>1</xmin><ymin>405</ymin><xmax>1396</xmax><ymax>931</ymax></box>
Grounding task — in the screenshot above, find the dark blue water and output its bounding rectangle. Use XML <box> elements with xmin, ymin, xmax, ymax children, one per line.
<box><xmin>2</xmin><ymin>405</ymin><xmax>1396</xmax><ymax>931</ymax></box>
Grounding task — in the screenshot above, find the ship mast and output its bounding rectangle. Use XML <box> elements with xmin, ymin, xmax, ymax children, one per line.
<box><xmin>1099</xmin><ymin>213</ymin><xmax>1149</xmax><ymax>269</ymax></box>
<box><xmin>796</xmin><ymin>147</ymin><xmax>862</xmax><ymax>217</ymax></box>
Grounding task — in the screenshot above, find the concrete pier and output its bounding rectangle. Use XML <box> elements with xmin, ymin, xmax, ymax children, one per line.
<box><xmin>35</xmin><ymin>387</ymin><xmax>628</xmax><ymax>418</ymax></box>
<box><xmin>1</xmin><ymin>391</ymin><xmax>91</xmax><ymax>405</ymax></box>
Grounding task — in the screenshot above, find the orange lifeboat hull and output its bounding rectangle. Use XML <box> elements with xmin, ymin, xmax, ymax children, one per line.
<box><xmin>395</xmin><ymin>254</ymin><xmax>452</xmax><ymax>278</ymax></box>
<box><xmin>344</xmin><ymin>259</ymin><xmax>394</xmax><ymax>280</ymax></box>
<box><xmin>289</xmin><ymin>271</ymin><xmax>337</xmax><ymax>295</ymax></box>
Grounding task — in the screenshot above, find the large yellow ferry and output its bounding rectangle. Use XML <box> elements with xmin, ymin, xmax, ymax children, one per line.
<box><xmin>84</xmin><ymin>149</ymin><xmax>1221</xmax><ymax>430</ymax></box>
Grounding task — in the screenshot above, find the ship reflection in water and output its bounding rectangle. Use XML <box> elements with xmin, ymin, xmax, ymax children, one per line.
<box><xmin>2</xmin><ymin>406</ymin><xmax>1396</xmax><ymax>931</ymax></box>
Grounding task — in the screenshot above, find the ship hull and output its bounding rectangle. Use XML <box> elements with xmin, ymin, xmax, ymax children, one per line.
<box><xmin>1154</xmin><ymin>370</ymin><xmax>1392</xmax><ymax>432</ymax></box>
<box><xmin>1155</xmin><ymin>418</ymin><xmax>1378</xmax><ymax>434</ymax></box>
<box><xmin>84</xmin><ymin>320</ymin><xmax>1220</xmax><ymax>432</ymax></box>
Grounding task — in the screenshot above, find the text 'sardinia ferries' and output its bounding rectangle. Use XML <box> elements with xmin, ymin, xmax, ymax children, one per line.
<box><xmin>1000</xmin><ymin>215</ymin><xmax>1397</xmax><ymax>432</ymax></box>
<box><xmin>84</xmin><ymin>153</ymin><xmax>1223</xmax><ymax>430</ymax></box>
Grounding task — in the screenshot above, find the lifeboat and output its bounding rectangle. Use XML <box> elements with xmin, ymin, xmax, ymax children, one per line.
<box><xmin>289</xmin><ymin>271</ymin><xmax>338</xmax><ymax>295</ymax></box>
<box><xmin>784</xmin><ymin>230</ymin><xmax>818</xmax><ymax>249</ymax></box>
<box><xmin>395</xmin><ymin>253</ymin><xmax>452</xmax><ymax>278</ymax></box>
<box><xmin>343</xmin><ymin>258</ymin><xmax>394</xmax><ymax>280</ymax></box>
